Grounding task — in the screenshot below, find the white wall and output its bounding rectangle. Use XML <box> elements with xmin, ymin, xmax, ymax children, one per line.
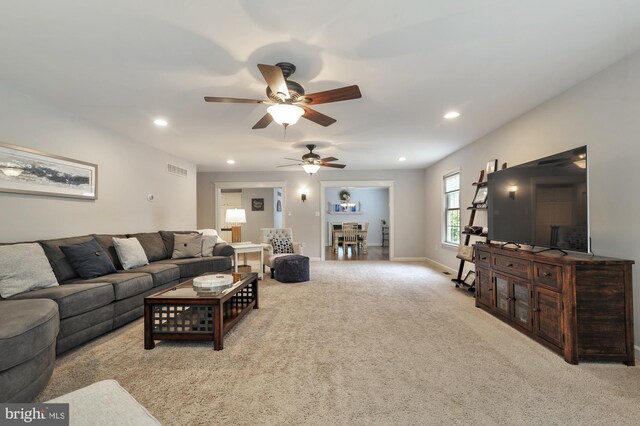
<box><xmin>240</xmin><ymin>187</ymin><xmax>274</xmax><ymax>243</ymax></box>
<box><xmin>325</xmin><ymin>187</ymin><xmax>389</xmax><ymax>245</ymax></box>
<box><xmin>197</xmin><ymin>169</ymin><xmax>425</xmax><ymax>259</ymax></box>
<box><xmin>424</xmin><ymin>49</ymin><xmax>640</xmax><ymax>342</ymax></box>
<box><xmin>0</xmin><ymin>83</ymin><xmax>197</xmax><ymax>242</ymax></box>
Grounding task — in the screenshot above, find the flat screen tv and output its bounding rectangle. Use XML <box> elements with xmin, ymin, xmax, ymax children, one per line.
<box><xmin>487</xmin><ymin>146</ymin><xmax>589</xmax><ymax>253</ymax></box>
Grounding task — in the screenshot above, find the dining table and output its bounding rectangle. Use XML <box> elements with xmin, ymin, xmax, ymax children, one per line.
<box><xmin>332</xmin><ymin>224</ymin><xmax>368</xmax><ymax>254</ymax></box>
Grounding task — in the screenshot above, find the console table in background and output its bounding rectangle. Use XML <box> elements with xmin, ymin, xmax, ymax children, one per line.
<box><xmin>474</xmin><ymin>243</ymin><xmax>634</xmax><ymax>365</ymax></box>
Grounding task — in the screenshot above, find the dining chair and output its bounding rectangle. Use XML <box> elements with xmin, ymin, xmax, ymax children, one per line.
<box><xmin>341</xmin><ymin>228</ymin><xmax>359</xmax><ymax>255</ymax></box>
<box><xmin>358</xmin><ymin>222</ymin><xmax>369</xmax><ymax>253</ymax></box>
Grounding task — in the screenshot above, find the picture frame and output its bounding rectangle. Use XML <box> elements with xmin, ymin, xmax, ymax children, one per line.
<box><xmin>486</xmin><ymin>159</ymin><xmax>498</xmax><ymax>175</ymax></box>
<box><xmin>457</xmin><ymin>245</ymin><xmax>474</xmax><ymax>262</ymax></box>
<box><xmin>472</xmin><ymin>186</ymin><xmax>488</xmax><ymax>205</ymax></box>
<box><xmin>0</xmin><ymin>142</ymin><xmax>97</xmax><ymax>200</ymax></box>
<box><xmin>463</xmin><ymin>270</ymin><xmax>476</xmax><ymax>286</ymax></box>
<box><xmin>251</xmin><ymin>198</ymin><xmax>264</xmax><ymax>211</ymax></box>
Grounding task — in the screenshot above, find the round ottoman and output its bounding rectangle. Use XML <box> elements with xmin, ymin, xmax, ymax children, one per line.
<box><xmin>272</xmin><ymin>255</ymin><xmax>310</xmax><ymax>283</ymax></box>
<box><xmin>0</xmin><ymin>299</ymin><xmax>59</xmax><ymax>402</ymax></box>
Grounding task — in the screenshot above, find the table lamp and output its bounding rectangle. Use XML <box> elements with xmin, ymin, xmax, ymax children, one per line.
<box><xmin>225</xmin><ymin>208</ymin><xmax>246</xmax><ymax>243</ymax></box>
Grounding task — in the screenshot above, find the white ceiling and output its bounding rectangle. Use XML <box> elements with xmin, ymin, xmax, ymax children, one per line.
<box><xmin>1</xmin><ymin>1</ymin><xmax>640</xmax><ymax>172</ymax></box>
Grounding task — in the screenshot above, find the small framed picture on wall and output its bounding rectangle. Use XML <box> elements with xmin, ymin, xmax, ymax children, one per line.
<box><xmin>251</xmin><ymin>198</ymin><xmax>264</xmax><ymax>211</ymax></box>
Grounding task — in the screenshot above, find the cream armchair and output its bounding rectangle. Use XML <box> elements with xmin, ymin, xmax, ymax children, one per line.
<box><xmin>258</xmin><ymin>228</ymin><xmax>305</xmax><ymax>277</ymax></box>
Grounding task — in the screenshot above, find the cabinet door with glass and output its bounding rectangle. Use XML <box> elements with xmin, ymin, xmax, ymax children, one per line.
<box><xmin>511</xmin><ymin>279</ymin><xmax>532</xmax><ymax>331</ymax></box>
<box><xmin>494</xmin><ymin>273</ymin><xmax>511</xmax><ymax>317</ymax></box>
<box><xmin>493</xmin><ymin>273</ymin><xmax>532</xmax><ymax>330</ymax></box>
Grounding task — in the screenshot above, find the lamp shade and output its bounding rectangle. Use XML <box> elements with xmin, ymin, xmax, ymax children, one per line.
<box><xmin>302</xmin><ymin>164</ymin><xmax>321</xmax><ymax>175</ymax></box>
<box><xmin>225</xmin><ymin>208</ymin><xmax>246</xmax><ymax>224</ymax></box>
<box><xmin>267</xmin><ymin>104</ymin><xmax>305</xmax><ymax>126</ymax></box>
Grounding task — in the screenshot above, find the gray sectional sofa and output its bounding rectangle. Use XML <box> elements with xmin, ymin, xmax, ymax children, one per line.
<box><xmin>0</xmin><ymin>230</ymin><xmax>233</xmax><ymax>402</ymax></box>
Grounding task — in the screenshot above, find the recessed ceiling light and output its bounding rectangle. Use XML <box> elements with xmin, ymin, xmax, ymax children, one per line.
<box><xmin>226</xmin><ymin>160</ymin><xmax>235</xmax><ymax>165</ymax></box>
<box><xmin>444</xmin><ymin>111</ymin><xmax>460</xmax><ymax>119</ymax></box>
<box><xmin>398</xmin><ymin>157</ymin><xmax>406</xmax><ymax>162</ymax></box>
<box><xmin>153</xmin><ymin>118</ymin><xmax>168</xmax><ymax>126</ymax></box>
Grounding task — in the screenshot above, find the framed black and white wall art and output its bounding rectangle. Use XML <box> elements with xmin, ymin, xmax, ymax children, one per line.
<box><xmin>0</xmin><ymin>142</ymin><xmax>97</xmax><ymax>200</ymax></box>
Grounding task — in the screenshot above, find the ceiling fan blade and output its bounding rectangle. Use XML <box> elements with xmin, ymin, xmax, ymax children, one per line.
<box><xmin>257</xmin><ymin>64</ymin><xmax>290</xmax><ymax>100</ymax></box>
<box><xmin>302</xmin><ymin>85</ymin><xmax>362</xmax><ymax>105</ymax></box>
<box><xmin>302</xmin><ymin>107</ymin><xmax>337</xmax><ymax>127</ymax></box>
<box><xmin>252</xmin><ymin>113</ymin><xmax>273</xmax><ymax>129</ymax></box>
<box><xmin>276</xmin><ymin>164</ymin><xmax>302</xmax><ymax>168</ymax></box>
<box><xmin>204</xmin><ymin>96</ymin><xmax>265</xmax><ymax>104</ymax></box>
<box><xmin>321</xmin><ymin>156</ymin><xmax>338</xmax><ymax>162</ymax></box>
<box><xmin>321</xmin><ymin>162</ymin><xmax>346</xmax><ymax>169</ymax></box>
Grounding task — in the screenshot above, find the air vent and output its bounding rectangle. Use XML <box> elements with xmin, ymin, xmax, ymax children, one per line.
<box><xmin>167</xmin><ymin>164</ymin><xmax>188</xmax><ymax>177</ymax></box>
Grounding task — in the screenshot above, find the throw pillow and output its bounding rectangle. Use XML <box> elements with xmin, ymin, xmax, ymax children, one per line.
<box><xmin>172</xmin><ymin>233</ymin><xmax>203</xmax><ymax>259</ymax></box>
<box><xmin>60</xmin><ymin>239</ymin><xmax>117</xmax><ymax>279</ymax></box>
<box><xmin>201</xmin><ymin>234</ymin><xmax>218</xmax><ymax>257</ymax></box>
<box><xmin>272</xmin><ymin>237</ymin><xmax>294</xmax><ymax>254</ymax></box>
<box><xmin>112</xmin><ymin>237</ymin><xmax>149</xmax><ymax>270</ymax></box>
<box><xmin>0</xmin><ymin>243</ymin><xmax>59</xmax><ymax>298</ymax></box>
<box><xmin>197</xmin><ymin>228</ymin><xmax>226</xmax><ymax>244</ymax></box>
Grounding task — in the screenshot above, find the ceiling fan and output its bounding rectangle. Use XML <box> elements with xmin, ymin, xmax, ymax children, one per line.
<box><xmin>277</xmin><ymin>144</ymin><xmax>346</xmax><ymax>175</ymax></box>
<box><xmin>204</xmin><ymin>62</ymin><xmax>361</xmax><ymax>129</ymax></box>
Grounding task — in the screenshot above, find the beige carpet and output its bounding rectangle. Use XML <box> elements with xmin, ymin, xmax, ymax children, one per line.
<box><xmin>38</xmin><ymin>261</ymin><xmax>640</xmax><ymax>425</ymax></box>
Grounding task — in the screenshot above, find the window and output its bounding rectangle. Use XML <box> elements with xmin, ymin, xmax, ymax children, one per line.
<box><xmin>444</xmin><ymin>172</ymin><xmax>460</xmax><ymax>244</ymax></box>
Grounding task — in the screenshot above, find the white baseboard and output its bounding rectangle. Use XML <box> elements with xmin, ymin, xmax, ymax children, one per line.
<box><xmin>391</xmin><ymin>257</ymin><xmax>428</xmax><ymax>262</ymax></box>
<box><xmin>308</xmin><ymin>256</ymin><xmax>322</xmax><ymax>261</ymax></box>
<box><xmin>425</xmin><ymin>257</ymin><xmax>457</xmax><ymax>275</ymax></box>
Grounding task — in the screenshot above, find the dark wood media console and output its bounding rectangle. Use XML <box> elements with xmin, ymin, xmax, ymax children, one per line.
<box><xmin>474</xmin><ymin>243</ymin><xmax>634</xmax><ymax>365</ymax></box>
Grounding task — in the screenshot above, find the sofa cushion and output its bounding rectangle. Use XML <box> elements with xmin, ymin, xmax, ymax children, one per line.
<box><xmin>0</xmin><ymin>243</ymin><xmax>59</xmax><ymax>298</ymax></box>
<box><xmin>40</xmin><ymin>235</ymin><xmax>94</xmax><ymax>282</ymax></box>
<box><xmin>113</xmin><ymin>237</ymin><xmax>149</xmax><ymax>270</ymax></box>
<box><xmin>156</xmin><ymin>257</ymin><xmax>231</xmax><ymax>279</ymax></box>
<box><xmin>159</xmin><ymin>231</ymin><xmax>196</xmax><ymax>256</ymax></box>
<box><xmin>9</xmin><ymin>283</ymin><xmax>114</xmax><ymax>320</ymax></box>
<box><xmin>127</xmin><ymin>232</ymin><xmax>168</xmax><ymax>262</ymax></box>
<box><xmin>172</xmin><ymin>233</ymin><xmax>202</xmax><ymax>259</ymax></box>
<box><xmin>0</xmin><ymin>299</ymin><xmax>59</xmax><ymax>371</ymax></box>
<box><xmin>121</xmin><ymin>263</ymin><xmax>179</xmax><ymax>287</ymax></box>
<box><xmin>65</xmin><ymin>273</ymin><xmax>153</xmax><ymax>301</ymax></box>
<box><xmin>93</xmin><ymin>234</ymin><xmax>127</xmax><ymax>270</ymax></box>
<box><xmin>60</xmin><ymin>239</ymin><xmax>117</xmax><ymax>279</ymax></box>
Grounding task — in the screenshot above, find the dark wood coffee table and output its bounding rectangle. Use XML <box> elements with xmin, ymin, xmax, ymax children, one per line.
<box><xmin>144</xmin><ymin>272</ymin><xmax>258</xmax><ymax>350</ymax></box>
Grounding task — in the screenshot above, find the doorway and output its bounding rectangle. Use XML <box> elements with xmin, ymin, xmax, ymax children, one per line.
<box><xmin>320</xmin><ymin>180</ymin><xmax>394</xmax><ymax>261</ymax></box>
<box><xmin>215</xmin><ymin>182</ymin><xmax>286</xmax><ymax>243</ymax></box>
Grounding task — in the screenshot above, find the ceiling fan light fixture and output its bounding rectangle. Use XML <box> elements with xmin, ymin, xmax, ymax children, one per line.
<box><xmin>302</xmin><ymin>163</ymin><xmax>321</xmax><ymax>175</ymax></box>
<box><xmin>267</xmin><ymin>104</ymin><xmax>305</xmax><ymax>127</ymax></box>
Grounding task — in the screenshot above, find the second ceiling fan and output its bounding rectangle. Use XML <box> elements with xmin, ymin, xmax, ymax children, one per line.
<box><xmin>204</xmin><ymin>62</ymin><xmax>361</xmax><ymax>129</ymax></box>
<box><xmin>277</xmin><ymin>144</ymin><xmax>346</xmax><ymax>175</ymax></box>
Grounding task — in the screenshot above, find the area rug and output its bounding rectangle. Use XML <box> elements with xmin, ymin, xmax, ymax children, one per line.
<box><xmin>38</xmin><ymin>261</ymin><xmax>640</xmax><ymax>425</ymax></box>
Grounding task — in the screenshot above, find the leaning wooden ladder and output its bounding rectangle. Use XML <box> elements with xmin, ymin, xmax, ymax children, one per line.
<box><xmin>452</xmin><ymin>169</ymin><xmax>488</xmax><ymax>291</ymax></box>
